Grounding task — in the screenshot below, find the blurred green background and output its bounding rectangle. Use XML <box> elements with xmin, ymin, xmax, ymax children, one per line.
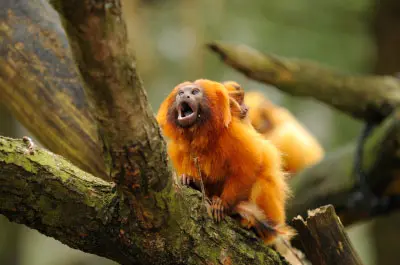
<box><xmin>1</xmin><ymin>0</ymin><xmax>400</xmax><ymax>264</ymax></box>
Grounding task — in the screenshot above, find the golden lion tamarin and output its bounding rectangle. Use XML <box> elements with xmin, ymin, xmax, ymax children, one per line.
<box><xmin>244</xmin><ymin>91</ymin><xmax>324</xmax><ymax>173</ymax></box>
<box><xmin>156</xmin><ymin>79</ymin><xmax>294</xmax><ymax>244</ymax></box>
<box><xmin>221</xmin><ymin>80</ymin><xmax>324</xmax><ymax>174</ymax></box>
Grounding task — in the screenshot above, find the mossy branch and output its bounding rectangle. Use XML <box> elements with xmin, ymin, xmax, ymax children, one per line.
<box><xmin>288</xmin><ymin>110</ymin><xmax>400</xmax><ymax>225</ymax></box>
<box><xmin>0</xmin><ymin>136</ymin><xmax>288</xmax><ymax>265</ymax></box>
<box><xmin>208</xmin><ymin>42</ymin><xmax>400</xmax><ymax>121</ymax></box>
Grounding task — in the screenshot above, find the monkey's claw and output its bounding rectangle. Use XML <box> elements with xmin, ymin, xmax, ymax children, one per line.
<box><xmin>210</xmin><ymin>196</ymin><xmax>226</xmax><ymax>223</ymax></box>
<box><xmin>180</xmin><ymin>174</ymin><xmax>193</xmax><ymax>186</ymax></box>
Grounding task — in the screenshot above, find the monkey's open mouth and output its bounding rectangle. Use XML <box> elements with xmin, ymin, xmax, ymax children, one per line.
<box><xmin>177</xmin><ymin>100</ymin><xmax>198</xmax><ymax>127</ymax></box>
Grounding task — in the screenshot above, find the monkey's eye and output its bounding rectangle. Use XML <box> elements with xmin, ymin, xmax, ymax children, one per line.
<box><xmin>192</xmin><ymin>88</ymin><xmax>200</xmax><ymax>95</ymax></box>
<box><xmin>178</xmin><ymin>91</ymin><xmax>184</xmax><ymax>96</ymax></box>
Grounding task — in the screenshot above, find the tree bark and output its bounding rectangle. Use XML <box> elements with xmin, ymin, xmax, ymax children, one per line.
<box><xmin>292</xmin><ymin>205</ymin><xmax>364</xmax><ymax>265</ymax></box>
<box><xmin>208</xmin><ymin>42</ymin><xmax>400</xmax><ymax>122</ymax></box>
<box><xmin>50</xmin><ymin>0</ymin><xmax>171</xmax><ymax>193</ymax></box>
<box><xmin>0</xmin><ymin>0</ymin><xmax>107</xmax><ymax>179</ymax></box>
<box><xmin>0</xmin><ymin>136</ymin><xmax>288</xmax><ymax>265</ymax></box>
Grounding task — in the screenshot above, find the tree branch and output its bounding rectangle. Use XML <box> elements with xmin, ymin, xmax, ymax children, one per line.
<box><xmin>0</xmin><ymin>0</ymin><xmax>106</xmax><ymax>179</ymax></box>
<box><xmin>0</xmin><ymin>136</ymin><xmax>288</xmax><ymax>265</ymax></box>
<box><xmin>208</xmin><ymin>42</ymin><xmax>400</xmax><ymax>121</ymax></box>
<box><xmin>288</xmin><ymin>110</ymin><xmax>400</xmax><ymax>225</ymax></box>
<box><xmin>49</xmin><ymin>0</ymin><xmax>171</xmax><ymax>192</ymax></box>
<box><xmin>292</xmin><ymin>205</ymin><xmax>364</xmax><ymax>265</ymax></box>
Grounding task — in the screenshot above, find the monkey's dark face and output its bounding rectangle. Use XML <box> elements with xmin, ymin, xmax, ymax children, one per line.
<box><xmin>240</xmin><ymin>103</ymin><xmax>249</xmax><ymax>119</ymax></box>
<box><xmin>175</xmin><ymin>84</ymin><xmax>204</xmax><ymax>128</ymax></box>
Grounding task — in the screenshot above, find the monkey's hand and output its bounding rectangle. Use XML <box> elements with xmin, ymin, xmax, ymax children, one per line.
<box><xmin>209</xmin><ymin>196</ymin><xmax>229</xmax><ymax>223</ymax></box>
<box><xmin>180</xmin><ymin>173</ymin><xmax>194</xmax><ymax>186</ymax></box>
<box><xmin>179</xmin><ymin>174</ymin><xmax>202</xmax><ymax>191</ymax></box>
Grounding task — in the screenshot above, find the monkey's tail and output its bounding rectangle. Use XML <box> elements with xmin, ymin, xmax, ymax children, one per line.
<box><xmin>234</xmin><ymin>201</ymin><xmax>295</xmax><ymax>240</ymax></box>
<box><xmin>234</xmin><ymin>201</ymin><xmax>305</xmax><ymax>265</ymax></box>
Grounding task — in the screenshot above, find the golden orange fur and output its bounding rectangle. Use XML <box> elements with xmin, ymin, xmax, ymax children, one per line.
<box><xmin>157</xmin><ymin>79</ymin><xmax>294</xmax><ymax>244</ymax></box>
<box><xmin>244</xmin><ymin>91</ymin><xmax>325</xmax><ymax>174</ymax></box>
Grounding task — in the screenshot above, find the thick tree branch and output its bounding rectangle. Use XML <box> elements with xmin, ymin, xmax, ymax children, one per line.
<box><xmin>0</xmin><ymin>0</ymin><xmax>106</xmax><ymax>179</ymax></box>
<box><xmin>49</xmin><ymin>0</ymin><xmax>170</xmax><ymax>192</ymax></box>
<box><xmin>0</xmin><ymin>136</ymin><xmax>288</xmax><ymax>265</ymax></box>
<box><xmin>288</xmin><ymin>110</ymin><xmax>400</xmax><ymax>225</ymax></box>
<box><xmin>208</xmin><ymin>42</ymin><xmax>400</xmax><ymax>121</ymax></box>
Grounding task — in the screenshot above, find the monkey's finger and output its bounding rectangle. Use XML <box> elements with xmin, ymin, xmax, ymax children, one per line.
<box><xmin>219</xmin><ymin>204</ymin><xmax>224</xmax><ymax>222</ymax></box>
<box><xmin>180</xmin><ymin>174</ymin><xmax>186</xmax><ymax>185</ymax></box>
<box><xmin>213</xmin><ymin>204</ymin><xmax>220</xmax><ymax>223</ymax></box>
<box><xmin>212</xmin><ymin>207</ymin><xmax>217</xmax><ymax>222</ymax></box>
<box><xmin>185</xmin><ymin>175</ymin><xmax>190</xmax><ymax>185</ymax></box>
<box><xmin>214</xmin><ymin>207</ymin><xmax>220</xmax><ymax>223</ymax></box>
<box><xmin>184</xmin><ymin>175</ymin><xmax>189</xmax><ymax>185</ymax></box>
<box><xmin>205</xmin><ymin>203</ymin><xmax>213</xmax><ymax>218</ymax></box>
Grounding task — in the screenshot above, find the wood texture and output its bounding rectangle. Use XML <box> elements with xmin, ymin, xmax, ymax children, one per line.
<box><xmin>0</xmin><ymin>0</ymin><xmax>107</xmax><ymax>179</ymax></box>
<box><xmin>292</xmin><ymin>205</ymin><xmax>364</xmax><ymax>265</ymax></box>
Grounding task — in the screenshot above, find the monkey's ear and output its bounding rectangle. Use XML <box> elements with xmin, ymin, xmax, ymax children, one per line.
<box><xmin>216</xmin><ymin>87</ymin><xmax>232</xmax><ymax>128</ymax></box>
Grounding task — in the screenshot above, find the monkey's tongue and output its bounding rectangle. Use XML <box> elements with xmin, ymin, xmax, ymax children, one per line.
<box><xmin>177</xmin><ymin>102</ymin><xmax>197</xmax><ymax>127</ymax></box>
<box><xmin>178</xmin><ymin>102</ymin><xmax>194</xmax><ymax>118</ymax></box>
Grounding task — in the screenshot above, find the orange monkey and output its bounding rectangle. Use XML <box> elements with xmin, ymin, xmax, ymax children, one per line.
<box><xmin>221</xmin><ymin>81</ymin><xmax>324</xmax><ymax>173</ymax></box>
<box><xmin>244</xmin><ymin>91</ymin><xmax>325</xmax><ymax>174</ymax></box>
<box><xmin>156</xmin><ymin>79</ymin><xmax>294</xmax><ymax>244</ymax></box>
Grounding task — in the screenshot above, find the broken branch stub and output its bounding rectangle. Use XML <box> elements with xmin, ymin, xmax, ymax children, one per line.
<box><xmin>292</xmin><ymin>205</ymin><xmax>364</xmax><ymax>265</ymax></box>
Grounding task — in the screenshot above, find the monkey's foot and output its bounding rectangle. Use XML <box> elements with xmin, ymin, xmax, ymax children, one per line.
<box><xmin>210</xmin><ymin>196</ymin><xmax>227</xmax><ymax>223</ymax></box>
<box><xmin>240</xmin><ymin>217</ymin><xmax>256</xmax><ymax>229</ymax></box>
